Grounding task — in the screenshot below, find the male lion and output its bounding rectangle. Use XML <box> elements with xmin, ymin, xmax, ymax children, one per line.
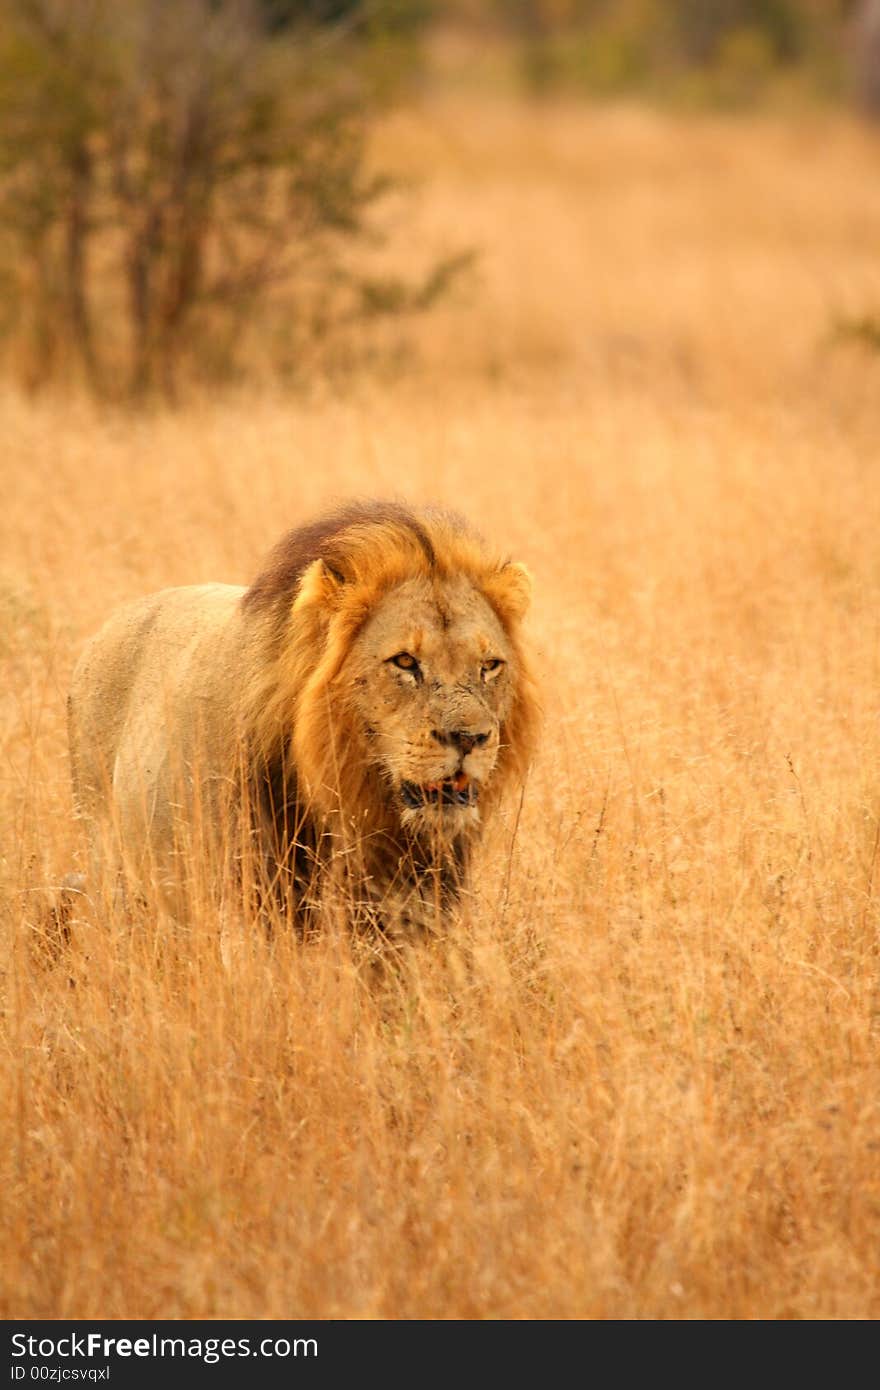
<box><xmin>68</xmin><ymin>500</ymin><xmax>538</xmax><ymax>934</ymax></box>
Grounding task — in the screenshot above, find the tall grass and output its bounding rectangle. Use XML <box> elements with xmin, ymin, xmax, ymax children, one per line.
<box><xmin>1</xmin><ymin>95</ymin><xmax>879</xmax><ymax>1318</ymax></box>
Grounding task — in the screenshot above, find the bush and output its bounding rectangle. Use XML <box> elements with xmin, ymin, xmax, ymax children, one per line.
<box><xmin>0</xmin><ymin>0</ymin><xmax>450</xmax><ymax>398</ymax></box>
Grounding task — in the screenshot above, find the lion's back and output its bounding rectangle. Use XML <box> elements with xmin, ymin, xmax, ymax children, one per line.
<box><xmin>69</xmin><ymin>584</ymin><xmax>248</xmax><ymax>877</ymax></box>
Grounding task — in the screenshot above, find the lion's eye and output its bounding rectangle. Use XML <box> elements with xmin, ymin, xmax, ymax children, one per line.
<box><xmin>481</xmin><ymin>658</ymin><xmax>505</xmax><ymax>681</ymax></box>
<box><xmin>389</xmin><ymin>652</ymin><xmax>421</xmax><ymax>678</ymax></box>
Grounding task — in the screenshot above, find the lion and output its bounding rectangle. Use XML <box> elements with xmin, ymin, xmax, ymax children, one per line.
<box><xmin>67</xmin><ymin>499</ymin><xmax>539</xmax><ymax>935</ymax></box>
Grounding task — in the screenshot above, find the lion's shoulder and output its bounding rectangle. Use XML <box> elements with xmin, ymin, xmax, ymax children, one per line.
<box><xmin>69</xmin><ymin>584</ymin><xmax>251</xmax><ymax>807</ymax></box>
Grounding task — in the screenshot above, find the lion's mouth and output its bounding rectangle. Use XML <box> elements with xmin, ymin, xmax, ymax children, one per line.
<box><xmin>401</xmin><ymin>771</ymin><xmax>478</xmax><ymax>809</ymax></box>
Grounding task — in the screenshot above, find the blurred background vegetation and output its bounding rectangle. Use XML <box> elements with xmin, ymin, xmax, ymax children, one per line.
<box><xmin>447</xmin><ymin>1</ymin><xmax>858</xmax><ymax>106</ymax></box>
<box><xmin>0</xmin><ymin>0</ymin><xmax>874</xmax><ymax>399</ymax></box>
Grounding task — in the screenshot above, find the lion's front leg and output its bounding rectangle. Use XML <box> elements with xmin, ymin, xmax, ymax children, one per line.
<box><xmin>354</xmin><ymin>838</ymin><xmax>470</xmax><ymax>942</ymax></box>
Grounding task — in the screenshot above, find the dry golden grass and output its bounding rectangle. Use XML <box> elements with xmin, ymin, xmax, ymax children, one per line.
<box><xmin>3</xmin><ymin>94</ymin><xmax>880</xmax><ymax>1319</ymax></box>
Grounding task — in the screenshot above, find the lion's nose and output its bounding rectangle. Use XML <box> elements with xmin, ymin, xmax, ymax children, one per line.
<box><xmin>431</xmin><ymin>729</ymin><xmax>490</xmax><ymax>755</ymax></box>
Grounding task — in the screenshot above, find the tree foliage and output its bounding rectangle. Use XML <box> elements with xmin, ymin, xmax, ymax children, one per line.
<box><xmin>0</xmin><ymin>0</ymin><xmax>446</xmax><ymax>396</ymax></box>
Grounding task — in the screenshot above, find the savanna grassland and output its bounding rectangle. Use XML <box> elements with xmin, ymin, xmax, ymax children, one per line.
<box><xmin>2</xmin><ymin>91</ymin><xmax>880</xmax><ymax>1319</ymax></box>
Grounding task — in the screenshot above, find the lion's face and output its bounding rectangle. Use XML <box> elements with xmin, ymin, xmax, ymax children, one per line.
<box><xmin>343</xmin><ymin>574</ymin><xmax>518</xmax><ymax>835</ymax></box>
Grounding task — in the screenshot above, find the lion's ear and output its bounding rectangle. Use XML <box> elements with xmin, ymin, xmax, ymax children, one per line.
<box><xmin>293</xmin><ymin>557</ymin><xmax>346</xmax><ymax>614</ymax></box>
<box><xmin>485</xmin><ymin>561</ymin><xmax>532</xmax><ymax>624</ymax></box>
